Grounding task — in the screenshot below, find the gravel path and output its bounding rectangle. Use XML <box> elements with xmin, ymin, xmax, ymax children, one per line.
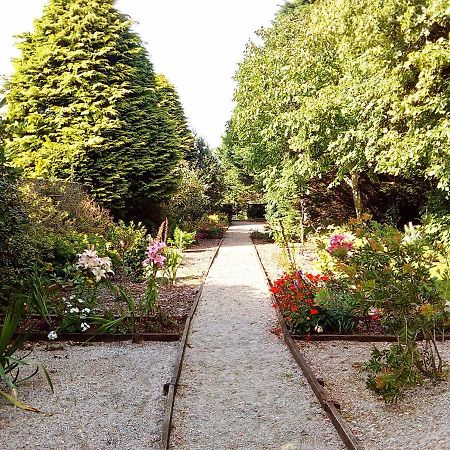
<box><xmin>298</xmin><ymin>340</ymin><xmax>450</xmax><ymax>450</ymax></box>
<box><xmin>170</xmin><ymin>222</ymin><xmax>342</xmax><ymax>450</ymax></box>
<box><xmin>254</xmin><ymin>241</ymin><xmax>318</xmax><ymax>284</ymax></box>
<box><xmin>0</xmin><ymin>341</ymin><xmax>177</xmax><ymax>450</ymax></box>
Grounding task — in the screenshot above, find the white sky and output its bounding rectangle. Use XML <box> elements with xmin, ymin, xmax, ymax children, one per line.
<box><xmin>0</xmin><ymin>0</ymin><xmax>283</xmax><ymax>148</ymax></box>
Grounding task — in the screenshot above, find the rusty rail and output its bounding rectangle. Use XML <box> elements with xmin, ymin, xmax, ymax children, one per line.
<box><xmin>160</xmin><ymin>234</ymin><xmax>225</xmax><ymax>450</ymax></box>
<box><xmin>253</xmin><ymin>242</ymin><xmax>363</xmax><ymax>450</ymax></box>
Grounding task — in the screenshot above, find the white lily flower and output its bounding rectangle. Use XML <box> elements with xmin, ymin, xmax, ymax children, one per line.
<box><xmin>80</xmin><ymin>322</ymin><xmax>90</xmax><ymax>332</ymax></box>
<box><xmin>69</xmin><ymin>307</ymin><xmax>80</xmax><ymax>314</ymax></box>
<box><xmin>92</xmin><ymin>267</ymin><xmax>106</xmax><ymax>282</ymax></box>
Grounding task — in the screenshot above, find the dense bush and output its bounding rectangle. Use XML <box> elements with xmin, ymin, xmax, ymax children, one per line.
<box><xmin>161</xmin><ymin>163</ymin><xmax>209</xmax><ymax>231</ymax></box>
<box><xmin>0</xmin><ymin>179</ymin><xmax>149</xmax><ymax>303</ymax></box>
<box><xmin>318</xmin><ymin>218</ymin><xmax>449</xmax><ymax>402</ymax></box>
<box><xmin>19</xmin><ymin>179</ymin><xmax>113</xmax><ymax>235</ymax></box>
<box><xmin>0</xmin><ymin>178</ymin><xmax>29</xmax><ymax>298</ymax></box>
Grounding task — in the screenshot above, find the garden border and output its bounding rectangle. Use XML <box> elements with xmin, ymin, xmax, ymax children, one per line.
<box><xmin>253</xmin><ymin>241</ymin><xmax>363</xmax><ymax>450</ymax></box>
<box><xmin>14</xmin><ymin>332</ymin><xmax>180</xmax><ymax>343</ymax></box>
<box><xmin>159</xmin><ymin>233</ymin><xmax>225</xmax><ymax>450</ymax></box>
<box><xmin>291</xmin><ymin>333</ymin><xmax>450</xmax><ymax>342</ymax></box>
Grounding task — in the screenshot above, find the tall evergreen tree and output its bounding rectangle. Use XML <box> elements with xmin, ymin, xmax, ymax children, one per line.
<box><xmin>5</xmin><ymin>0</ymin><xmax>181</xmax><ymax>214</ymax></box>
<box><xmin>190</xmin><ymin>136</ymin><xmax>225</xmax><ymax>210</ymax></box>
<box><xmin>155</xmin><ymin>74</ymin><xmax>194</xmax><ymax>159</ymax></box>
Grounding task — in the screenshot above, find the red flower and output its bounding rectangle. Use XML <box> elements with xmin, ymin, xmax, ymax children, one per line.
<box><xmin>310</xmin><ymin>308</ymin><xmax>319</xmax><ymax>315</ymax></box>
<box><xmin>291</xmin><ymin>305</ymin><xmax>298</xmax><ymax>312</ymax></box>
<box><xmin>270</xmin><ymin>285</ymin><xmax>281</xmax><ymax>294</ymax></box>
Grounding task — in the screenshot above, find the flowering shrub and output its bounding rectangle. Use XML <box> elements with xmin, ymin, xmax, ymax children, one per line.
<box><xmin>319</xmin><ymin>218</ymin><xmax>449</xmax><ymax>402</ymax></box>
<box><xmin>271</xmin><ymin>272</ymin><xmax>329</xmax><ymax>334</ymax></box>
<box><xmin>326</xmin><ymin>233</ymin><xmax>354</xmax><ymax>256</ymax></box>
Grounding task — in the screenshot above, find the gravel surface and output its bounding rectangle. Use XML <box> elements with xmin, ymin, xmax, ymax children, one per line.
<box><xmin>170</xmin><ymin>222</ymin><xmax>343</xmax><ymax>450</ymax></box>
<box><xmin>254</xmin><ymin>240</ymin><xmax>318</xmax><ymax>283</ymax></box>
<box><xmin>0</xmin><ymin>341</ymin><xmax>177</xmax><ymax>450</ymax></box>
<box><xmin>176</xmin><ymin>238</ymin><xmax>221</xmax><ymax>285</ymax></box>
<box><xmin>298</xmin><ymin>340</ymin><xmax>450</xmax><ymax>450</ymax></box>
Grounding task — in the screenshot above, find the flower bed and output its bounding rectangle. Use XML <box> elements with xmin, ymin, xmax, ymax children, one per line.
<box><xmin>12</xmin><ymin>238</ymin><xmax>220</xmax><ymax>340</ymax></box>
<box><xmin>255</xmin><ymin>218</ymin><xmax>450</xmax><ymax>402</ymax></box>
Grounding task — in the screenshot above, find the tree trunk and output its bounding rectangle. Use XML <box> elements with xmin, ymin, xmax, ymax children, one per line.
<box><xmin>348</xmin><ymin>172</ymin><xmax>363</xmax><ymax>219</ymax></box>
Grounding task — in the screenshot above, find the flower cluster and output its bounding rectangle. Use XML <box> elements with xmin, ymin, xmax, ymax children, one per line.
<box><xmin>326</xmin><ymin>233</ymin><xmax>354</xmax><ymax>256</ymax></box>
<box><xmin>270</xmin><ymin>271</ymin><xmax>329</xmax><ymax>334</ymax></box>
<box><xmin>143</xmin><ymin>239</ymin><xmax>166</xmax><ymax>268</ymax></box>
<box><xmin>48</xmin><ymin>330</ymin><xmax>58</xmax><ymax>340</ymax></box>
<box><xmin>77</xmin><ymin>247</ymin><xmax>113</xmax><ymax>281</ymax></box>
<box><xmin>402</xmin><ymin>222</ymin><xmax>420</xmax><ymax>246</ymax></box>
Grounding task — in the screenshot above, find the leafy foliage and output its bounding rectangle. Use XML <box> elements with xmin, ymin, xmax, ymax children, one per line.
<box><xmin>162</xmin><ymin>162</ymin><xmax>209</xmax><ymax>231</ymax></box>
<box><xmin>155</xmin><ymin>74</ymin><xmax>195</xmax><ymax>159</ymax></box>
<box><xmin>319</xmin><ymin>218</ymin><xmax>449</xmax><ymax>401</ymax></box>
<box><xmin>5</xmin><ymin>0</ymin><xmax>182</xmax><ymax>214</ymax></box>
<box><xmin>271</xmin><ymin>272</ymin><xmax>329</xmax><ymax>334</ymax></box>
<box><xmin>224</xmin><ymin>0</ymin><xmax>450</xmax><ymax>222</ymax></box>
<box><xmin>188</xmin><ymin>136</ymin><xmax>226</xmax><ymax>211</ymax></box>
<box><xmin>0</xmin><ymin>299</ymin><xmax>53</xmax><ymax>411</ymax></box>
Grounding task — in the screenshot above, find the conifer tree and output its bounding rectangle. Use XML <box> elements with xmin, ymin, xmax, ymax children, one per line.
<box><xmin>6</xmin><ymin>0</ymin><xmax>181</xmax><ymax>213</ymax></box>
<box><xmin>155</xmin><ymin>74</ymin><xmax>194</xmax><ymax>160</ymax></box>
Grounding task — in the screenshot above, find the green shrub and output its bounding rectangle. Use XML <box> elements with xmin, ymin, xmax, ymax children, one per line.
<box><xmin>0</xmin><ymin>178</ymin><xmax>30</xmax><ymax>298</ymax></box>
<box><xmin>319</xmin><ymin>218</ymin><xmax>449</xmax><ymax>402</ymax></box>
<box><xmin>316</xmin><ymin>287</ymin><xmax>357</xmax><ymax>334</ymax></box>
<box><xmin>1</xmin><ymin>179</ymin><xmax>128</xmax><ymax>302</ymax></box>
<box><xmin>168</xmin><ymin>227</ymin><xmax>196</xmax><ymax>251</ymax></box>
<box><xmin>162</xmin><ymin>164</ymin><xmax>209</xmax><ymax>231</ymax></box>
<box><xmin>106</xmin><ymin>220</ymin><xmax>148</xmax><ymax>279</ymax></box>
<box><xmin>19</xmin><ymin>179</ymin><xmax>113</xmax><ymax>235</ymax></box>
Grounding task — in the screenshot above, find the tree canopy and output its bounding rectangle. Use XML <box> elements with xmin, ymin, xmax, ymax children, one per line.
<box><xmin>224</xmin><ymin>0</ymin><xmax>450</xmax><ymax>219</ymax></box>
<box><xmin>5</xmin><ymin>0</ymin><xmax>184</xmax><ymax>215</ymax></box>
